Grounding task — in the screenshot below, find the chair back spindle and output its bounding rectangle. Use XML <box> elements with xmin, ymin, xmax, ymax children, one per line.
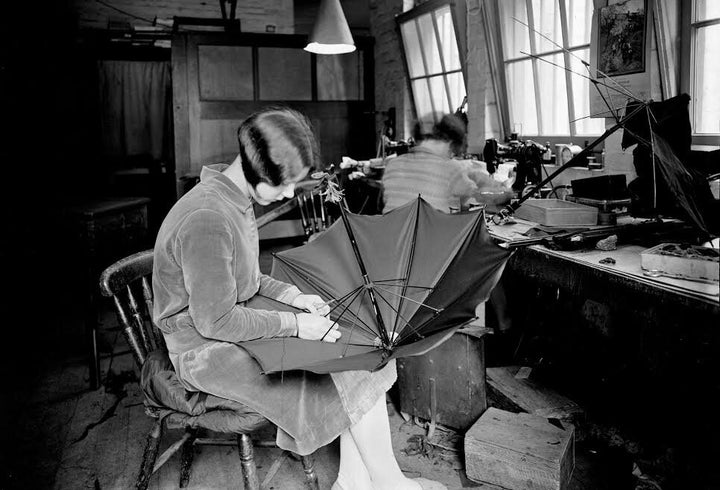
<box><xmin>99</xmin><ymin>250</ymin><xmax>160</xmax><ymax>369</ymax></box>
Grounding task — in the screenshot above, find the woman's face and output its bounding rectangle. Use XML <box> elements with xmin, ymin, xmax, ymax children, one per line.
<box><xmin>251</xmin><ymin>167</ymin><xmax>310</xmax><ymax>206</ymax></box>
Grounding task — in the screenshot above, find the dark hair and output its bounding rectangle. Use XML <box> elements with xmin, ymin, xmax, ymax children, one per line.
<box><xmin>237</xmin><ymin>107</ymin><xmax>320</xmax><ymax>187</ymax></box>
<box><xmin>412</xmin><ymin>112</ymin><xmax>467</xmax><ymax>155</ymax></box>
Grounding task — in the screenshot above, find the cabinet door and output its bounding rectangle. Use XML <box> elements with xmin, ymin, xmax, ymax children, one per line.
<box><xmin>172</xmin><ymin>32</ymin><xmax>375</xmax><ymax>198</ymax></box>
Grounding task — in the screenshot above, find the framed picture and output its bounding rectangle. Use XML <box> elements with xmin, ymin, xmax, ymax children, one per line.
<box><xmin>588</xmin><ymin>0</ymin><xmax>652</xmax><ymax>116</ymax></box>
<box><xmin>596</xmin><ymin>0</ymin><xmax>648</xmax><ymax>77</ymax></box>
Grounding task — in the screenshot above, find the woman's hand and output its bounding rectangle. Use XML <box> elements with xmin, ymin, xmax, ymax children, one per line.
<box><xmin>296</xmin><ymin>313</ymin><xmax>341</xmax><ymax>343</ymax></box>
<box><xmin>292</xmin><ymin>294</ymin><xmax>331</xmax><ymax>316</ymax></box>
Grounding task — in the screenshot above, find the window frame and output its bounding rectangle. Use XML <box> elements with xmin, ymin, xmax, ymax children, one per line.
<box><xmin>494</xmin><ymin>0</ymin><xmax>603</xmax><ymax>145</ymax></box>
<box><xmin>396</xmin><ymin>0</ymin><xmax>468</xmax><ymax>125</ymax></box>
<box><xmin>680</xmin><ymin>0</ymin><xmax>720</xmax><ymax>147</ymax></box>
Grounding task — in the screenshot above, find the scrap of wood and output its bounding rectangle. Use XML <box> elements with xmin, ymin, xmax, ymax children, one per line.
<box><xmin>486</xmin><ymin>366</ymin><xmax>583</xmax><ymax>422</ymax></box>
<box><xmin>260</xmin><ymin>451</ymin><xmax>288</xmax><ymax>489</ymax></box>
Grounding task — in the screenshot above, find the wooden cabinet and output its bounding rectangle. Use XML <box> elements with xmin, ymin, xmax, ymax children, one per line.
<box><xmin>65</xmin><ymin>197</ymin><xmax>151</xmax><ymax>389</ymax></box>
<box><xmin>171</xmin><ymin>32</ymin><xmax>376</xmax><ymax>198</ymax></box>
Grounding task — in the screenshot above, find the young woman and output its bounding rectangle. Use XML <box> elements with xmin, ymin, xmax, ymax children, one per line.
<box><xmin>152</xmin><ymin>107</ymin><xmax>445</xmax><ymax>490</ymax></box>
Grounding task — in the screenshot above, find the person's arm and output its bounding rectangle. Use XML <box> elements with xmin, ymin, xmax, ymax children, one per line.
<box><xmin>176</xmin><ymin>209</ymin><xmax>297</xmax><ymax>342</ymax></box>
<box><xmin>257</xmin><ymin>273</ymin><xmax>302</xmax><ymax>305</ymax></box>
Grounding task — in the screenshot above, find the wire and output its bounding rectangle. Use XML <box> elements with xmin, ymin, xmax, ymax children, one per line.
<box><xmin>95</xmin><ymin>0</ymin><xmax>166</xmax><ymax>28</ymax></box>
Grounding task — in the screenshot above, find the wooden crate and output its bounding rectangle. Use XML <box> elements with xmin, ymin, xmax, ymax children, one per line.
<box><xmin>397</xmin><ymin>329</ymin><xmax>487</xmax><ymax>431</ymax></box>
<box><xmin>465</xmin><ymin>408</ymin><xmax>575</xmax><ymax>490</ymax></box>
<box><xmin>514</xmin><ymin>199</ymin><xmax>598</xmax><ymax>226</ymax></box>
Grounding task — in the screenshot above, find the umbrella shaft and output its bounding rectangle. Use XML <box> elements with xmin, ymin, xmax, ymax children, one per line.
<box><xmin>338</xmin><ymin>203</ymin><xmax>391</xmax><ymax>346</ymax></box>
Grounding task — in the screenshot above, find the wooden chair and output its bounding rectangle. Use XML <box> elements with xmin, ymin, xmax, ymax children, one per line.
<box><xmin>99</xmin><ymin>250</ymin><xmax>320</xmax><ymax>490</ymax></box>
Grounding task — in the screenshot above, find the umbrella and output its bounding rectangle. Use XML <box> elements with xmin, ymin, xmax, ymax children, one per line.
<box><xmin>240</xmin><ymin>194</ymin><xmax>511</xmax><ymax>374</ymax></box>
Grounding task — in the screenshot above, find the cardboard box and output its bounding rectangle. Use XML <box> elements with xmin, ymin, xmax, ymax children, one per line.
<box><xmin>465</xmin><ymin>407</ymin><xmax>575</xmax><ymax>490</ymax></box>
<box><xmin>514</xmin><ymin>199</ymin><xmax>598</xmax><ymax>226</ymax></box>
<box><xmin>641</xmin><ymin>243</ymin><xmax>719</xmax><ymax>283</ymax></box>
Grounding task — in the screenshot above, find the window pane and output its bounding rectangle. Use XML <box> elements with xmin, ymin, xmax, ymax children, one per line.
<box><xmin>694</xmin><ymin>24</ymin><xmax>720</xmax><ymax>133</ymax></box>
<box><xmin>499</xmin><ymin>0</ymin><xmax>530</xmax><ymax>58</ymax></box>
<box><xmin>696</xmin><ymin>0</ymin><xmax>720</xmax><ymax>22</ymax></box>
<box><xmin>446</xmin><ymin>71</ymin><xmax>466</xmax><ymax>112</ymax></box>
<box><xmin>564</xmin><ymin>0</ymin><xmax>593</xmax><ymax>47</ymax></box>
<box><xmin>417</xmin><ymin>13</ymin><xmax>443</xmax><ymax>75</ymax></box>
<box><xmin>427</xmin><ymin>75</ymin><xmax>451</xmax><ymax>114</ymax></box>
<box><xmin>506</xmin><ymin>60</ymin><xmax>538</xmax><ymax>135</ymax></box>
<box><xmin>537</xmin><ymin>53</ymin><xmax>569</xmax><ymax>134</ymax></box>
<box><xmin>317</xmin><ymin>51</ymin><xmax>363</xmax><ymax>101</ymax></box>
<box><xmin>569</xmin><ymin>49</ymin><xmax>604</xmax><ymax>135</ymax></box>
<box><xmin>412</xmin><ymin>79</ymin><xmax>434</xmax><ymax>121</ymax></box>
<box><xmin>531</xmin><ymin>0</ymin><xmax>564</xmax><ymax>53</ymax></box>
<box><xmin>401</xmin><ymin>21</ymin><xmax>425</xmax><ymax>78</ymax></box>
<box><xmin>435</xmin><ymin>6</ymin><xmax>461</xmax><ymax>71</ymax></box>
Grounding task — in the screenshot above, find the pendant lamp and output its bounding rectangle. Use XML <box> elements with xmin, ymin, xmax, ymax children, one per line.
<box><xmin>304</xmin><ymin>0</ymin><xmax>356</xmax><ymax>54</ymax></box>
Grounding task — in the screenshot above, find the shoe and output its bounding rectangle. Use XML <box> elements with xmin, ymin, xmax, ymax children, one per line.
<box><xmin>413</xmin><ymin>477</ymin><xmax>447</xmax><ymax>490</ymax></box>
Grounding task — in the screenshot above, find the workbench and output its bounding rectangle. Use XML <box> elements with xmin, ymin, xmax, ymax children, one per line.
<box><xmin>487</xmin><ymin>216</ymin><xmax>719</xmax><ymax>453</ymax></box>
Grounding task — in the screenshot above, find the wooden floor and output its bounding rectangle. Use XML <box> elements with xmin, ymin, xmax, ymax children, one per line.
<box><xmin>0</xmin><ymin>243</ymin><xmax>666</xmax><ymax>490</ymax></box>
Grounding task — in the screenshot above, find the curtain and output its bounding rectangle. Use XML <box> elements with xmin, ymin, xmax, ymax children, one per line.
<box><xmin>97</xmin><ymin>60</ymin><xmax>172</xmax><ymax>164</ymax></box>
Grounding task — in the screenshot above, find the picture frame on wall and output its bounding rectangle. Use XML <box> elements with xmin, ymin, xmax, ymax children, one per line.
<box><xmin>589</xmin><ymin>0</ymin><xmax>653</xmax><ymax>117</ymax></box>
<box><xmin>597</xmin><ymin>0</ymin><xmax>647</xmax><ymax>76</ymax></box>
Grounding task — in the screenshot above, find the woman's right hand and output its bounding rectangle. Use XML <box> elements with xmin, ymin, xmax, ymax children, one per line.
<box><xmin>296</xmin><ymin>313</ymin><xmax>341</xmax><ymax>343</ymax></box>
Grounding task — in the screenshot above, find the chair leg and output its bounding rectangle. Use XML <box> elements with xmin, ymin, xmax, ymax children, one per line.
<box><xmin>300</xmin><ymin>454</ymin><xmax>320</xmax><ymax>490</ymax></box>
<box><xmin>178</xmin><ymin>427</ymin><xmax>197</xmax><ymax>488</ymax></box>
<box><xmin>136</xmin><ymin>419</ymin><xmax>163</xmax><ymax>490</ymax></box>
<box><xmin>237</xmin><ymin>433</ymin><xmax>260</xmax><ymax>490</ymax></box>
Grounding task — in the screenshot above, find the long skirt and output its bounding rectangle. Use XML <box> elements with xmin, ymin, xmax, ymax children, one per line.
<box><xmin>175</xmin><ymin>340</ymin><xmax>397</xmax><ymax>455</ymax></box>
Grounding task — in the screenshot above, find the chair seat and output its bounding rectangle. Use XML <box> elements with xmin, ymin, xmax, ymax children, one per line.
<box><xmin>141</xmin><ymin>350</ymin><xmax>269</xmax><ymax>433</ymax></box>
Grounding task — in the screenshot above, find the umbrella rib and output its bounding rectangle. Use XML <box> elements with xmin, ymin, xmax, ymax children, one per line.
<box><xmin>374</xmin><ymin>278</ymin><xmax>434</xmax><ymax>290</ymax></box>
<box><xmin>372</xmin><ymin>288</ymin><xmax>420</xmax><ymax>348</ymax></box>
<box><xmin>272</xmin><ymin>255</ymin><xmax>377</xmax><ymax>334</ymax></box>
<box><xmin>374</xmin><ymin>284</ymin><xmax>442</xmax><ymax>312</ymax></box>
<box><xmin>322</xmin><ymin>286</ymin><xmax>378</xmax><ymax>340</ymax></box>
<box><xmin>391</xmin><ymin>198</ymin><xmax>422</xmax><ymax>339</ymax></box>
<box><xmin>272</xmin><ymin>254</ymin><xmax>341</xmax><ymax>303</ymax></box>
<box><xmin>342</xmin><ymin>290</ymin><xmax>373</xmax><ymax>357</ymax></box>
<box><xmin>328</xmin><ymin>286</ymin><xmax>381</xmax><ymax>338</ymax></box>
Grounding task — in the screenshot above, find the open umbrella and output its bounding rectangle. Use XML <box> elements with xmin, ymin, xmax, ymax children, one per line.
<box><xmin>240</xmin><ymin>194</ymin><xmax>511</xmax><ymax>374</ymax></box>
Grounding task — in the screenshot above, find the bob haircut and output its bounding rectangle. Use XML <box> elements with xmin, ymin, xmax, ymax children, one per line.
<box><xmin>237</xmin><ymin>107</ymin><xmax>320</xmax><ymax>187</ymax></box>
<box><xmin>412</xmin><ymin>112</ymin><xmax>467</xmax><ymax>155</ymax></box>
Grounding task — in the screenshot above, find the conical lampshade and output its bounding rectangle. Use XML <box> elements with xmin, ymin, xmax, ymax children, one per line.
<box><xmin>304</xmin><ymin>0</ymin><xmax>356</xmax><ymax>54</ymax></box>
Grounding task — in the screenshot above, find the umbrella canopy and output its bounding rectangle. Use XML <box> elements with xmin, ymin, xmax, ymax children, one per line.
<box><xmin>240</xmin><ymin>196</ymin><xmax>511</xmax><ymax>374</ymax></box>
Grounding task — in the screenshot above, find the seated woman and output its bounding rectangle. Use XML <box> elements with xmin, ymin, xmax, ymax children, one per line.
<box><xmin>152</xmin><ymin>107</ymin><xmax>445</xmax><ymax>490</ymax></box>
<box><xmin>381</xmin><ymin>113</ymin><xmax>514</xmax><ymax>214</ymax></box>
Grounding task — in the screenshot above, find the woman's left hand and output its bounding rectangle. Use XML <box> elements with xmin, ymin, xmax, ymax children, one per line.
<box><xmin>292</xmin><ymin>294</ymin><xmax>331</xmax><ymax>316</ymax></box>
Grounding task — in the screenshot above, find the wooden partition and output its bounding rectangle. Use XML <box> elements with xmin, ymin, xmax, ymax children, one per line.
<box><xmin>172</xmin><ymin>32</ymin><xmax>376</xmax><ymax>198</ymax></box>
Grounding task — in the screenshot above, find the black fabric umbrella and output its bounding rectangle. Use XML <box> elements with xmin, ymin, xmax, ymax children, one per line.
<box><xmin>240</xmin><ymin>196</ymin><xmax>511</xmax><ymax>374</ymax></box>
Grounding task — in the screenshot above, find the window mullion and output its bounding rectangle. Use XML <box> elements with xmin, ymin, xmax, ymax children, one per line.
<box><xmin>430</xmin><ymin>10</ymin><xmax>454</xmax><ymax>112</ymax></box>
<box><xmin>526</xmin><ymin>0</ymin><xmax>543</xmax><ymax>134</ymax></box>
<box><xmin>558</xmin><ymin>0</ymin><xmax>576</xmax><ymax>136</ymax></box>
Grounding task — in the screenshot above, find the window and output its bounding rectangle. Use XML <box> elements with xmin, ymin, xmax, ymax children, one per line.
<box><xmin>681</xmin><ymin>0</ymin><xmax>720</xmax><ymax>143</ymax></box>
<box><xmin>497</xmin><ymin>0</ymin><xmax>603</xmax><ymax>139</ymax></box>
<box><xmin>397</xmin><ymin>0</ymin><xmax>466</xmax><ymax>129</ymax></box>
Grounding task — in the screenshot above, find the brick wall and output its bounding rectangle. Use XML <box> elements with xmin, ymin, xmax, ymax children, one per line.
<box><xmin>71</xmin><ymin>0</ymin><xmax>294</xmax><ymax>33</ymax></box>
<box><xmin>369</xmin><ymin>0</ymin><xmax>409</xmax><ymax>140</ymax></box>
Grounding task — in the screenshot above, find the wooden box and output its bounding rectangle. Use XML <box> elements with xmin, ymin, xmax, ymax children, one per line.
<box><xmin>514</xmin><ymin>199</ymin><xmax>598</xmax><ymax>226</ymax></box>
<box><xmin>397</xmin><ymin>329</ymin><xmax>487</xmax><ymax>431</ymax></box>
<box><xmin>465</xmin><ymin>407</ymin><xmax>575</xmax><ymax>490</ymax></box>
<box><xmin>641</xmin><ymin>243</ymin><xmax>719</xmax><ymax>283</ymax></box>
